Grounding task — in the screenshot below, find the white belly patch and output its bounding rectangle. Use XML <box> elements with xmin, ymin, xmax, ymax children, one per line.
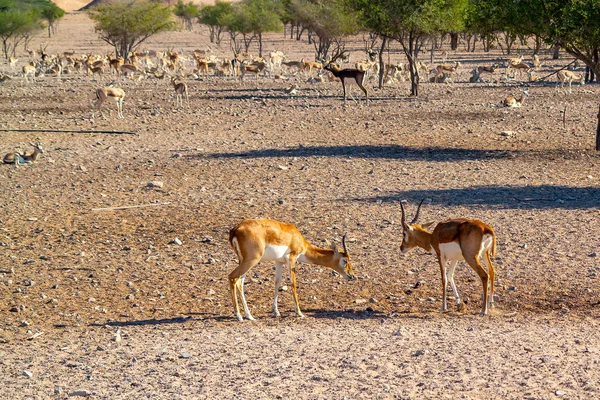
<box><xmin>439</xmin><ymin>241</ymin><xmax>464</xmax><ymax>261</ymax></box>
<box><xmin>261</xmin><ymin>245</ymin><xmax>290</xmax><ymax>263</ymax></box>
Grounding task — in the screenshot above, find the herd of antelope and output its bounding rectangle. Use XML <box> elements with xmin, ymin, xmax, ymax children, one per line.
<box><xmin>1</xmin><ymin>45</ymin><xmax>588</xmax><ymax>119</ymax></box>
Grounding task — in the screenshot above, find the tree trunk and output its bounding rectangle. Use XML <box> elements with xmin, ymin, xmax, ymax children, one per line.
<box><xmin>533</xmin><ymin>35</ymin><xmax>542</xmax><ymax>55</ymax></box>
<box><xmin>450</xmin><ymin>33</ymin><xmax>458</xmax><ymax>51</ymax></box>
<box><xmin>553</xmin><ymin>44</ymin><xmax>560</xmax><ymax>59</ymax></box>
<box><xmin>378</xmin><ymin>36</ymin><xmax>387</xmax><ymax>89</ymax></box>
<box><xmin>258</xmin><ymin>32</ymin><xmax>263</xmax><ymax>57</ymax></box>
<box><xmin>597</xmin><ymin>104</ymin><xmax>600</xmax><ymax>151</ymax></box>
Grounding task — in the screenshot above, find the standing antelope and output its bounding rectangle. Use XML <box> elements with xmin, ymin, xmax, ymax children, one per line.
<box><xmin>94</xmin><ymin>87</ymin><xmax>125</xmax><ymax>118</ymax></box>
<box><xmin>399</xmin><ymin>200</ymin><xmax>497</xmax><ymax>317</ymax></box>
<box><xmin>323</xmin><ymin>61</ymin><xmax>368</xmax><ymax>105</ymax></box>
<box><xmin>3</xmin><ymin>139</ymin><xmax>44</xmax><ymax>166</ymax></box>
<box><xmin>228</xmin><ymin>218</ymin><xmax>355</xmax><ymax>321</ymax></box>
<box><xmin>557</xmin><ymin>70</ymin><xmax>585</xmax><ymax>93</ymax></box>
<box><xmin>171</xmin><ymin>77</ymin><xmax>188</xmax><ymax>107</ymax></box>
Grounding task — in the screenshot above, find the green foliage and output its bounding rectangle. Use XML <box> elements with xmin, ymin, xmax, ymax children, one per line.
<box><xmin>198</xmin><ymin>1</ymin><xmax>233</xmax><ymax>44</ymax></box>
<box><xmin>352</xmin><ymin>0</ymin><xmax>468</xmax><ymax>95</ymax></box>
<box><xmin>0</xmin><ymin>0</ymin><xmax>55</xmax><ymax>59</ymax></box>
<box><xmin>174</xmin><ymin>0</ymin><xmax>198</xmax><ymax>31</ymax></box>
<box><xmin>290</xmin><ymin>0</ymin><xmax>360</xmax><ymax>60</ymax></box>
<box><xmin>88</xmin><ymin>1</ymin><xmax>176</xmax><ymax>59</ymax></box>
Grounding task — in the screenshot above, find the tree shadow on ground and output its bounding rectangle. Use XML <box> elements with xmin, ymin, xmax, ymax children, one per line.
<box><xmin>353</xmin><ymin>184</ymin><xmax>600</xmax><ymax>210</ymax></box>
<box><xmin>303</xmin><ymin>308</ymin><xmax>388</xmax><ymax>320</ymax></box>
<box><xmin>196</xmin><ymin>144</ymin><xmax>510</xmax><ymax>162</ymax></box>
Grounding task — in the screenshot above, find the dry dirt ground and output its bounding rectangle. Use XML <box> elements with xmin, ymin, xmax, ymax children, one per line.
<box><xmin>1</xmin><ymin>12</ymin><xmax>600</xmax><ymax>400</ymax></box>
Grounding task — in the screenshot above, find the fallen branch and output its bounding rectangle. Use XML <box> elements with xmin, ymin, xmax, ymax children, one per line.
<box><xmin>92</xmin><ymin>202</ymin><xmax>172</xmax><ymax>212</ymax></box>
<box><xmin>0</xmin><ymin>128</ymin><xmax>137</xmax><ymax>135</ymax></box>
<box><xmin>538</xmin><ymin>59</ymin><xmax>577</xmax><ymax>82</ymax></box>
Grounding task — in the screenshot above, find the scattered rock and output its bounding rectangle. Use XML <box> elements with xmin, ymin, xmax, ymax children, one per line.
<box><xmin>23</xmin><ymin>370</ymin><xmax>33</xmax><ymax>378</ymax></box>
<box><xmin>146</xmin><ymin>181</ymin><xmax>164</xmax><ymax>189</ymax></box>
<box><xmin>413</xmin><ymin>349</ymin><xmax>428</xmax><ymax>357</ymax></box>
<box><xmin>179</xmin><ymin>352</ymin><xmax>192</xmax><ymax>359</ymax></box>
<box><xmin>69</xmin><ymin>389</ymin><xmax>91</xmax><ymax>397</ymax></box>
<box><xmin>555</xmin><ymin>390</ymin><xmax>566</xmax><ymax>396</ymax></box>
<box><xmin>355</xmin><ymin>299</ymin><xmax>367</xmax><ymax>304</ymax></box>
<box><xmin>170</xmin><ymin>238</ymin><xmax>183</xmax><ymax>246</ymax></box>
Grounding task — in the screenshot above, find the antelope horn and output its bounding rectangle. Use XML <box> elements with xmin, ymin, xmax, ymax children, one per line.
<box><xmin>410</xmin><ymin>198</ymin><xmax>426</xmax><ymax>225</ymax></box>
<box><xmin>342</xmin><ymin>233</ymin><xmax>348</xmax><ymax>254</ymax></box>
<box><xmin>400</xmin><ymin>200</ymin><xmax>408</xmax><ymax>227</ymax></box>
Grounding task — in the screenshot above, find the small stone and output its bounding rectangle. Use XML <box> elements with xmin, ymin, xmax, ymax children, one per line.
<box><xmin>413</xmin><ymin>349</ymin><xmax>428</xmax><ymax>357</ymax></box>
<box><xmin>521</xmin><ymin>244</ymin><xmax>528</xmax><ymax>249</ymax></box>
<box><xmin>27</xmin><ymin>217</ymin><xmax>38</xmax><ymax>222</ymax></box>
<box><xmin>280</xmin><ymin>285</ymin><xmax>288</xmax><ymax>292</ymax></box>
<box><xmin>369</xmin><ymin>297</ymin><xmax>378</xmax><ymax>303</ymax></box>
<box><xmin>179</xmin><ymin>352</ymin><xmax>192</xmax><ymax>359</ymax></box>
<box><xmin>555</xmin><ymin>390</ymin><xmax>566</xmax><ymax>396</ymax></box>
<box><xmin>589</xmin><ymin>252</ymin><xmax>597</xmax><ymax>257</ymax></box>
<box><xmin>508</xmin><ymin>286</ymin><xmax>517</xmax><ymax>291</ymax></box>
<box><xmin>20</xmin><ymin>320</ymin><xmax>30</xmax><ymax>327</ymax></box>
<box><xmin>126</xmin><ymin>294</ymin><xmax>134</xmax><ymax>300</ymax></box>
<box><xmin>23</xmin><ymin>370</ymin><xmax>33</xmax><ymax>378</ymax></box>
<box><xmin>355</xmin><ymin>299</ymin><xmax>367</xmax><ymax>304</ymax></box>
<box><xmin>206</xmin><ymin>288</ymin><xmax>216</xmax><ymax>296</ymax></box>
<box><xmin>500</xmin><ymin>130</ymin><xmax>514</xmax><ymax>137</ymax></box>
<box><xmin>147</xmin><ymin>181</ymin><xmax>164</xmax><ymax>188</ymax></box>
<box><xmin>79</xmin><ymin>165</ymin><xmax>87</xmax><ymax>172</ymax></box>
<box><xmin>170</xmin><ymin>238</ymin><xmax>183</xmax><ymax>246</ymax></box>
<box><xmin>276</xmin><ymin>165</ymin><xmax>288</xmax><ymax>170</ymax></box>
<box><xmin>24</xmin><ymin>280</ymin><xmax>34</xmax><ymax>286</ymax></box>
<box><xmin>69</xmin><ymin>389</ymin><xmax>91</xmax><ymax>397</ymax></box>
<box><xmin>54</xmin><ymin>386</ymin><xmax>63</xmax><ymax>395</ymax></box>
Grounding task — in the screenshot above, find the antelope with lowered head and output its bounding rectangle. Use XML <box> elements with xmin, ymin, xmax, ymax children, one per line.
<box><xmin>399</xmin><ymin>200</ymin><xmax>497</xmax><ymax>317</ymax></box>
<box><xmin>228</xmin><ymin>218</ymin><xmax>355</xmax><ymax>321</ymax></box>
<box><xmin>94</xmin><ymin>87</ymin><xmax>125</xmax><ymax>118</ymax></box>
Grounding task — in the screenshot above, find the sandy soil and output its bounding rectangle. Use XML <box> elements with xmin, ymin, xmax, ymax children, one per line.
<box><xmin>1</xmin><ymin>12</ymin><xmax>599</xmax><ymax>400</ymax></box>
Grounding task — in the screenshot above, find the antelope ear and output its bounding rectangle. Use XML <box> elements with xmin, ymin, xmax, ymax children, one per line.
<box><xmin>422</xmin><ymin>222</ymin><xmax>434</xmax><ymax>229</ymax></box>
<box><xmin>330</xmin><ymin>241</ymin><xmax>338</xmax><ymax>253</ymax></box>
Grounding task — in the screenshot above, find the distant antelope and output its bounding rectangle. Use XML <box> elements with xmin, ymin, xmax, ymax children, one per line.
<box><xmin>94</xmin><ymin>87</ymin><xmax>125</xmax><ymax>118</ymax></box>
<box><xmin>503</xmin><ymin>91</ymin><xmax>528</xmax><ymax>107</ymax></box>
<box><xmin>22</xmin><ymin>62</ymin><xmax>37</xmax><ymax>82</ymax></box>
<box><xmin>557</xmin><ymin>70</ymin><xmax>585</xmax><ymax>93</ymax></box>
<box><xmin>323</xmin><ymin>60</ymin><xmax>368</xmax><ymax>105</ymax></box>
<box><xmin>3</xmin><ymin>139</ymin><xmax>45</xmax><ymax>166</ymax></box>
<box><xmin>171</xmin><ymin>77</ymin><xmax>188</xmax><ymax>107</ymax></box>
<box><xmin>9</xmin><ymin>57</ymin><xmax>18</xmax><ymax>69</ymax></box>
<box><xmin>436</xmin><ymin>61</ymin><xmax>460</xmax><ymax>77</ymax></box>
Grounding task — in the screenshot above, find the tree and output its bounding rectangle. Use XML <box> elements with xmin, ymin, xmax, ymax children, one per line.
<box><xmin>291</xmin><ymin>0</ymin><xmax>360</xmax><ymax>61</ymax></box>
<box><xmin>40</xmin><ymin>1</ymin><xmax>64</xmax><ymax>37</ymax></box>
<box><xmin>353</xmin><ymin>0</ymin><xmax>468</xmax><ymax>96</ymax></box>
<box><xmin>223</xmin><ymin>3</ymin><xmax>254</xmax><ymax>53</ymax></box>
<box><xmin>174</xmin><ymin>0</ymin><xmax>198</xmax><ymax>31</ymax></box>
<box><xmin>198</xmin><ymin>1</ymin><xmax>233</xmax><ymax>45</ymax></box>
<box><xmin>0</xmin><ymin>0</ymin><xmax>46</xmax><ymax>60</ymax></box>
<box><xmin>88</xmin><ymin>1</ymin><xmax>176</xmax><ymax>60</ymax></box>
<box><xmin>240</xmin><ymin>0</ymin><xmax>283</xmax><ymax>57</ymax></box>
<box><xmin>513</xmin><ymin>0</ymin><xmax>600</xmax><ymax>82</ymax></box>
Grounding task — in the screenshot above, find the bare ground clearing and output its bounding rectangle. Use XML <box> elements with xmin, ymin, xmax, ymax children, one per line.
<box><xmin>0</xmin><ymin>12</ymin><xmax>599</xmax><ymax>400</ymax></box>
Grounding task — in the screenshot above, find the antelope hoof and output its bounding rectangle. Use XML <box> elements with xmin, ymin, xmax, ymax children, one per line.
<box><xmin>236</xmin><ymin>314</ymin><xmax>244</xmax><ymax>322</ymax></box>
<box><xmin>296</xmin><ymin>312</ymin><xmax>305</xmax><ymax>319</ymax></box>
<box><xmin>271</xmin><ymin>311</ymin><xmax>281</xmax><ymax>318</ymax></box>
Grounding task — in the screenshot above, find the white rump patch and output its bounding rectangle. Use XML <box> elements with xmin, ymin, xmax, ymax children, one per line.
<box><xmin>479</xmin><ymin>234</ymin><xmax>493</xmax><ymax>257</ymax></box>
<box><xmin>261</xmin><ymin>245</ymin><xmax>291</xmax><ymax>263</ymax></box>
